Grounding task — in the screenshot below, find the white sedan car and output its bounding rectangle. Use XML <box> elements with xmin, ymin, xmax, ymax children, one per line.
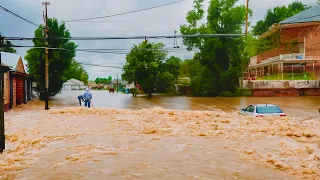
<box><xmin>241</xmin><ymin>104</ymin><xmax>286</xmax><ymax>117</ymax></box>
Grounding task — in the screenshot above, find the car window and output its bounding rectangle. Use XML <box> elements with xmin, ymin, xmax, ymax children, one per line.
<box><xmin>245</xmin><ymin>106</ymin><xmax>251</xmax><ymax>112</ymax></box>
<box><xmin>248</xmin><ymin>106</ymin><xmax>255</xmax><ymax>113</ymax></box>
<box><xmin>256</xmin><ymin>106</ymin><xmax>283</xmax><ymax>114</ymax></box>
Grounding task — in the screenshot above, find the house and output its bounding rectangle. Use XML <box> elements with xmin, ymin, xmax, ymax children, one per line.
<box><xmin>87</xmin><ymin>81</ymin><xmax>97</xmax><ymax>89</ymax></box>
<box><xmin>247</xmin><ymin>4</ymin><xmax>320</xmax><ymax>80</ymax></box>
<box><xmin>111</xmin><ymin>79</ymin><xmax>134</xmax><ymax>90</ymax></box>
<box><xmin>1</xmin><ymin>53</ymin><xmax>32</xmax><ymax>111</ymax></box>
<box><xmin>62</xmin><ymin>78</ymin><xmax>86</xmax><ymax>90</ymax></box>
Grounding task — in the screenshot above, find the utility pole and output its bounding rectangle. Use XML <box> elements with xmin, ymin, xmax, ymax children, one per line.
<box><xmin>0</xmin><ymin>32</ymin><xmax>5</xmax><ymax>153</ymax></box>
<box><xmin>116</xmin><ymin>74</ymin><xmax>119</xmax><ymax>93</ymax></box>
<box><xmin>42</xmin><ymin>1</ymin><xmax>50</xmax><ymax>110</ymax></box>
<box><xmin>245</xmin><ymin>0</ymin><xmax>249</xmax><ymax>36</ymax></box>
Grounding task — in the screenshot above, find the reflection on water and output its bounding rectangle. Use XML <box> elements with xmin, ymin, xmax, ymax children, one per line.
<box><xmin>51</xmin><ymin>90</ymin><xmax>320</xmax><ymax>118</ymax></box>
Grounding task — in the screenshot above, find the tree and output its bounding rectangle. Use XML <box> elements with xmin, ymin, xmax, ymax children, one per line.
<box><xmin>107</xmin><ymin>75</ymin><xmax>112</xmax><ymax>83</ymax></box>
<box><xmin>63</xmin><ymin>59</ymin><xmax>89</xmax><ymax>84</ymax></box>
<box><xmin>252</xmin><ymin>2</ymin><xmax>310</xmax><ymax>35</ymax></box>
<box><xmin>25</xmin><ymin>18</ymin><xmax>77</xmax><ymax>98</ymax></box>
<box><xmin>162</xmin><ymin>56</ymin><xmax>181</xmax><ymax>80</ymax></box>
<box><xmin>0</xmin><ymin>35</ymin><xmax>16</xmax><ymax>53</ymax></box>
<box><xmin>122</xmin><ymin>41</ymin><xmax>167</xmax><ymax>96</ymax></box>
<box><xmin>180</xmin><ymin>0</ymin><xmax>247</xmax><ymax>96</ymax></box>
<box><xmin>94</xmin><ymin>76</ymin><xmax>112</xmax><ymax>85</ymax></box>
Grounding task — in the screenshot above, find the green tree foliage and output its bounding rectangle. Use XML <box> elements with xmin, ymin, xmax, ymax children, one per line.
<box><xmin>94</xmin><ymin>76</ymin><xmax>112</xmax><ymax>84</ymax></box>
<box><xmin>252</xmin><ymin>2</ymin><xmax>310</xmax><ymax>36</ymax></box>
<box><xmin>122</xmin><ymin>42</ymin><xmax>181</xmax><ymax>96</ymax></box>
<box><xmin>63</xmin><ymin>59</ymin><xmax>89</xmax><ymax>84</ymax></box>
<box><xmin>180</xmin><ymin>58</ymin><xmax>203</xmax><ymax>78</ymax></box>
<box><xmin>0</xmin><ymin>35</ymin><xmax>16</xmax><ymax>53</ymax></box>
<box><xmin>25</xmin><ymin>18</ymin><xmax>77</xmax><ymax>97</ymax></box>
<box><xmin>180</xmin><ymin>0</ymin><xmax>247</xmax><ymax>96</ymax></box>
<box><xmin>162</xmin><ymin>56</ymin><xmax>181</xmax><ymax>80</ymax></box>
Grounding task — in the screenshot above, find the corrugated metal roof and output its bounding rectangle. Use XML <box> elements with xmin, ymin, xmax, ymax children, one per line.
<box><xmin>280</xmin><ymin>4</ymin><xmax>320</xmax><ymax>24</ymax></box>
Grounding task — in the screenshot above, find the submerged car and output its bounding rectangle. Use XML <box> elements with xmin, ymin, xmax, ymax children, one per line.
<box><xmin>241</xmin><ymin>104</ymin><xmax>286</xmax><ymax>117</ymax></box>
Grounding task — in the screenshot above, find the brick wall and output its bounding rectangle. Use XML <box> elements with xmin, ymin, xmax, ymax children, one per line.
<box><xmin>305</xmin><ymin>25</ymin><xmax>320</xmax><ymax>59</ymax></box>
<box><xmin>253</xmin><ymin>88</ymin><xmax>320</xmax><ymax>97</ymax></box>
<box><xmin>12</xmin><ymin>78</ymin><xmax>16</xmax><ymax>108</ymax></box>
<box><xmin>303</xmin><ymin>88</ymin><xmax>320</xmax><ymax>96</ymax></box>
<box><xmin>253</xmin><ymin>89</ymin><xmax>300</xmax><ymax>97</ymax></box>
<box><xmin>3</xmin><ymin>72</ymin><xmax>10</xmax><ymax>105</ymax></box>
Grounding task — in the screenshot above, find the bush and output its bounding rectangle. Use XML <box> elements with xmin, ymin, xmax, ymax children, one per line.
<box><xmin>219</xmin><ymin>91</ymin><xmax>236</xmax><ymax>97</ymax></box>
<box><xmin>236</xmin><ymin>89</ymin><xmax>253</xmax><ymax>97</ymax></box>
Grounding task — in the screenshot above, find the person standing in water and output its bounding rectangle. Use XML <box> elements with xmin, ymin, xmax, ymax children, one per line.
<box><xmin>77</xmin><ymin>95</ymin><xmax>84</xmax><ymax>106</ymax></box>
<box><xmin>83</xmin><ymin>88</ymin><xmax>92</xmax><ymax>108</ymax></box>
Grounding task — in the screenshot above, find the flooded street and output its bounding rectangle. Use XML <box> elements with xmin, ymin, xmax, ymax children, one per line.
<box><xmin>52</xmin><ymin>90</ymin><xmax>320</xmax><ymax>118</ymax></box>
<box><xmin>1</xmin><ymin>91</ymin><xmax>320</xmax><ymax>179</ymax></box>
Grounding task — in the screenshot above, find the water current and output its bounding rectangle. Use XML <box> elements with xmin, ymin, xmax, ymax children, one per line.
<box><xmin>1</xmin><ymin>90</ymin><xmax>319</xmax><ymax>179</ymax></box>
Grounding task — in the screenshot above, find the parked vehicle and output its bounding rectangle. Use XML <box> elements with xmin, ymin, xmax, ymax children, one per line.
<box><xmin>241</xmin><ymin>104</ymin><xmax>286</xmax><ymax>117</ymax></box>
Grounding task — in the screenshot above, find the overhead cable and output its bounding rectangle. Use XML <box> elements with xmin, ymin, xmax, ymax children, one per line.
<box><xmin>5</xmin><ymin>34</ymin><xmax>245</xmax><ymax>41</ymax></box>
<box><xmin>11</xmin><ymin>45</ymin><xmax>66</xmax><ymax>50</ymax></box>
<box><xmin>64</xmin><ymin>0</ymin><xmax>187</xmax><ymax>22</ymax></box>
<box><xmin>78</xmin><ymin>62</ymin><xmax>123</xmax><ymax>69</ymax></box>
<box><xmin>0</xmin><ymin>5</ymin><xmax>39</xmax><ymax>27</ymax></box>
<box><xmin>11</xmin><ymin>46</ymin><xmax>197</xmax><ymax>55</ymax></box>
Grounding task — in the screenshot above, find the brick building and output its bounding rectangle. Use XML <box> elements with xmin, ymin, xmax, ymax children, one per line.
<box><xmin>2</xmin><ymin>53</ymin><xmax>32</xmax><ymax>111</ymax></box>
<box><xmin>247</xmin><ymin>4</ymin><xmax>320</xmax><ymax>80</ymax></box>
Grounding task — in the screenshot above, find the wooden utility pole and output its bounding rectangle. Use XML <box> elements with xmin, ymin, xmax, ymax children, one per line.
<box><xmin>245</xmin><ymin>0</ymin><xmax>249</xmax><ymax>36</ymax></box>
<box><xmin>42</xmin><ymin>1</ymin><xmax>50</xmax><ymax>110</ymax></box>
<box><xmin>116</xmin><ymin>74</ymin><xmax>119</xmax><ymax>93</ymax></box>
<box><xmin>0</xmin><ymin>32</ymin><xmax>4</xmax><ymax>153</ymax></box>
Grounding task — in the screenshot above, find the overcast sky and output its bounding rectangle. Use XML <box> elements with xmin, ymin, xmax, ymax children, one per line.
<box><xmin>0</xmin><ymin>0</ymin><xmax>317</xmax><ymax>80</ymax></box>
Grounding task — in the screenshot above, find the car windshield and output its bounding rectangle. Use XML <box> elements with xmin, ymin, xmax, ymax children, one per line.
<box><xmin>256</xmin><ymin>106</ymin><xmax>283</xmax><ymax>114</ymax></box>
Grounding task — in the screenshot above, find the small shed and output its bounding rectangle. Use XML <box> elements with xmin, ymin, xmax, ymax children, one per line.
<box><xmin>1</xmin><ymin>53</ymin><xmax>31</xmax><ymax>111</ymax></box>
<box><xmin>63</xmin><ymin>78</ymin><xmax>86</xmax><ymax>90</ymax></box>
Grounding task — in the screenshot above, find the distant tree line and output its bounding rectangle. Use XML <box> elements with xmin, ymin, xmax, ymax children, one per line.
<box><xmin>94</xmin><ymin>76</ymin><xmax>112</xmax><ymax>85</ymax></box>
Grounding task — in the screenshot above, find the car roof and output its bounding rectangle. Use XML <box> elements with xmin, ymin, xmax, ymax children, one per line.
<box><xmin>252</xmin><ymin>104</ymin><xmax>278</xmax><ymax>107</ymax></box>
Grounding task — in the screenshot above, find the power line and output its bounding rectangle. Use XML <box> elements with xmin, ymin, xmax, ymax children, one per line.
<box><xmin>5</xmin><ymin>34</ymin><xmax>245</xmax><ymax>41</ymax></box>
<box><xmin>11</xmin><ymin>45</ymin><xmax>197</xmax><ymax>55</ymax></box>
<box><xmin>77</xmin><ymin>49</ymin><xmax>128</xmax><ymax>54</ymax></box>
<box><xmin>11</xmin><ymin>45</ymin><xmax>66</xmax><ymax>50</ymax></box>
<box><xmin>79</xmin><ymin>62</ymin><xmax>123</xmax><ymax>69</ymax></box>
<box><xmin>0</xmin><ymin>5</ymin><xmax>39</xmax><ymax>27</ymax></box>
<box><xmin>76</xmin><ymin>48</ymin><xmax>197</xmax><ymax>51</ymax></box>
<box><xmin>64</xmin><ymin>0</ymin><xmax>188</xmax><ymax>22</ymax></box>
<box><xmin>11</xmin><ymin>45</ymin><xmax>197</xmax><ymax>52</ymax></box>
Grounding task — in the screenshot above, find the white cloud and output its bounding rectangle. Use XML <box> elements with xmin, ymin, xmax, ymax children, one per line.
<box><xmin>1</xmin><ymin>0</ymin><xmax>317</xmax><ymax>80</ymax></box>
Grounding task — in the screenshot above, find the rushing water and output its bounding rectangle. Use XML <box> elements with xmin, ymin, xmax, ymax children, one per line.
<box><xmin>51</xmin><ymin>90</ymin><xmax>320</xmax><ymax>118</ymax></box>
<box><xmin>1</xmin><ymin>90</ymin><xmax>319</xmax><ymax>179</ymax></box>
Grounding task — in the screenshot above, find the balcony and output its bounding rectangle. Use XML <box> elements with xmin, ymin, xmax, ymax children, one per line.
<box><xmin>249</xmin><ymin>45</ymin><xmax>304</xmax><ymax>67</ymax></box>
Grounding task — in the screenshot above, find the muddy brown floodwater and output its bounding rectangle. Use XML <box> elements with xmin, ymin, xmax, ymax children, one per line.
<box><xmin>1</xmin><ymin>91</ymin><xmax>320</xmax><ymax>179</ymax></box>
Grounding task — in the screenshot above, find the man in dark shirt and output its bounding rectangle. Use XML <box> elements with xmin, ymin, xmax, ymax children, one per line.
<box><xmin>77</xmin><ymin>95</ymin><xmax>84</xmax><ymax>106</ymax></box>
